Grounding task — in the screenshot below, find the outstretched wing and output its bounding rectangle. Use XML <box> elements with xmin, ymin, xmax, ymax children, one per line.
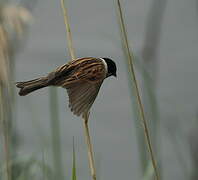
<box><xmin>62</xmin><ymin>58</ymin><xmax>106</xmax><ymax>116</ymax></box>
<box><xmin>48</xmin><ymin>57</ymin><xmax>106</xmax><ymax>116</ymax></box>
<box><xmin>66</xmin><ymin>81</ymin><xmax>103</xmax><ymax>116</ymax></box>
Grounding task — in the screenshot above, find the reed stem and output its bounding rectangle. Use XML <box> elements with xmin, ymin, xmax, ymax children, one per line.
<box><xmin>60</xmin><ymin>0</ymin><xmax>75</xmax><ymax>59</ymax></box>
<box><xmin>49</xmin><ymin>87</ymin><xmax>63</xmax><ymax>179</ymax></box>
<box><xmin>83</xmin><ymin>113</ymin><xmax>96</xmax><ymax>180</ymax></box>
<box><xmin>60</xmin><ymin>1</ymin><xmax>96</xmax><ymax>179</ymax></box>
<box><xmin>116</xmin><ymin>0</ymin><xmax>159</xmax><ymax>179</ymax></box>
<box><xmin>72</xmin><ymin>137</ymin><xmax>77</xmax><ymax>180</ymax></box>
<box><xmin>0</xmin><ymin>88</ymin><xmax>11</xmax><ymax>180</ymax></box>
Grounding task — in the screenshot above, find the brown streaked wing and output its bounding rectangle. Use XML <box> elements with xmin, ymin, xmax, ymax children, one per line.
<box><xmin>48</xmin><ymin>57</ymin><xmax>106</xmax><ymax>116</ymax></box>
<box><xmin>66</xmin><ymin>81</ymin><xmax>103</xmax><ymax>116</ymax></box>
<box><xmin>54</xmin><ymin>57</ymin><xmax>98</xmax><ymax>77</ymax></box>
<box><xmin>60</xmin><ymin>59</ymin><xmax>106</xmax><ymax>87</ymax></box>
<box><xmin>48</xmin><ymin>57</ymin><xmax>105</xmax><ymax>86</ymax></box>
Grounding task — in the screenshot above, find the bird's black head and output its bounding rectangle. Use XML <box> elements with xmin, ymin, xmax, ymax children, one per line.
<box><xmin>102</xmin><ymin>58</ymin><xmax>117</xmax><ymax>78</ymax></box>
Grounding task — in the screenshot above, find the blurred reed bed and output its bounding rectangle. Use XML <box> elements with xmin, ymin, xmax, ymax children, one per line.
<box><xmin>0</xmin><ymin>20</ymin><xmax>11</xmax><ymax>180</ymax></box>
<box><xmin>116</xmin><ymin>0</ymin><xmax>160</xmax><ymax>180</ymax></box>
<box><xmin>60</xmin><ymin>0</ymin><xmax>96</xmax><ymax>179</ymax></box>
<box><xmin>140</xmin><ymin>0</ymin><xmax>167</xmax><ymax>178</ymax></box>
<box><xmin>0</xmin><ymin>3</ymin><xmax>66</xmax><ymax>180</ymax></box>
<box><xmin>0</xmin><ymin>3</ymin><xmax>32</xmax><ymax>180</ymax></box>
<box><xmin>2</xmin><ymin>154</ymin><xmax>55</xmax><ymax>180</ymax></box>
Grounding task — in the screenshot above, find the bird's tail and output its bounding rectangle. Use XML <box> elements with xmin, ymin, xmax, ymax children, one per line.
<box><xmin>16</xmin><ymin>77</ymin><xmax>49</xmax><ymax>96</ymax></box>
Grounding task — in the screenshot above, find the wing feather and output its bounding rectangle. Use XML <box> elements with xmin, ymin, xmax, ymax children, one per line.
<box><xmin>54</xmin><ymin>57</ymin><xmax>106</xmax><ymax>116</ymax></box>
<box><xmin>66</xmin><ymin>81</ymin><xmax>102</xmax><ymax>116</ymax></box>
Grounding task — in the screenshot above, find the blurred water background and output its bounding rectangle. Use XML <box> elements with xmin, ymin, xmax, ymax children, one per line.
<box><xmin>1</xmin><ymin>0</ymin><xmax>198</xmax><ymax>179</ymax></box>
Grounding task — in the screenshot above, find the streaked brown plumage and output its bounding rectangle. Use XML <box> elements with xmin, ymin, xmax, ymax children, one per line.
<box><xmin>16</xmin><ymin>57</ymin><xmax>117</xmax><ymax>117</ymax></box>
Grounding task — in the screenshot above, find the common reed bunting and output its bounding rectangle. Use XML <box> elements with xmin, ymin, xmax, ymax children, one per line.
<box><xmin>16</xmin><ymin>57</ymin><xmax>117</xmax><ymax>116</ymax></box>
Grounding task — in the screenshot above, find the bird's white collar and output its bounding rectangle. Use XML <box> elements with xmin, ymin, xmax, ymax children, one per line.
<box><xmin>100</xmin><ymin>58</ymin><xmax>108</xmax><ymax>76</ymax></box>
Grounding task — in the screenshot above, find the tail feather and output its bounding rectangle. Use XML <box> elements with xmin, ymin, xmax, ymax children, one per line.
<box><xmin>16</xmin><ymin>77</ymin><xmax>49</xmax><ymax>96</ymax></box>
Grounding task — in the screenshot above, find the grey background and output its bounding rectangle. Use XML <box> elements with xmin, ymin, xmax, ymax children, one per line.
<box><xmin>14</xmin><ymin>0</ymin><xmax>198</xmax><ymax>179</ymax></box>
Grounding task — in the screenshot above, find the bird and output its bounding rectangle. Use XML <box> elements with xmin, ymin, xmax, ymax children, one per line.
<box><xmin>16</xmin><ymin>57</ymin><xmax>117</xmax><ymax>117</ymax></box>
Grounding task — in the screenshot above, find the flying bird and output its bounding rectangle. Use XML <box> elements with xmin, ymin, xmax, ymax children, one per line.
<box><xmin>16</xmin><ymin>57</ymin><xmax>117</xmax><ymax>117</ymax></box>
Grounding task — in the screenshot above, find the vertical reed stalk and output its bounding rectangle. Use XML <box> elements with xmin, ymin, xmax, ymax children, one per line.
<box><xmin>0</xmin><ymin>88</ymin><xmax>11</xmax><ymax>180</ymax></box>
<box><xmin>42</xmin><ymin>150</ymin><xmax>46</xmax><ymax>180</ymax></box>
<box><xmin>60</xmin><ymin>1</ymin><xmax>96</xmax><ymax>179</ymax></box>
<box><xmin>49</xmin><ymin>87</ymin><xmax>63</xmax><ymax>179</ymax></box>
<box><xmin>72</xmin><ymin>137</ymin><xmax>77</xmax><ymax>180</ymax></box>
<box><xmin>60</xmin><ymin>0</ymin><xmax>75</xmax><ymax>59</ymax></box>
<box><xmin>116</xmin><ymin>0</ymin><xmax>159</xmax><ymax>179</ymax></box>
<box><xmin>83</xmin><ymin>113</ymin><xmax>96</xmax><ymax>180</ymax></box>
<box><xmin>48</xmin><ymin>1</ymin><xmax>63</xmax><ymax>176</ymax></box>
